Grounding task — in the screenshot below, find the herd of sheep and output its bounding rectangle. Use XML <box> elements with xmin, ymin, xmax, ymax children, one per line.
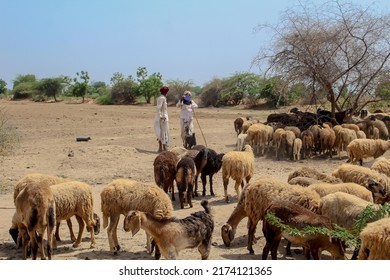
<box><xmin>7</xmin><ymin>107</ymin><xmax>390</xmax><ymax>260</ymax></box>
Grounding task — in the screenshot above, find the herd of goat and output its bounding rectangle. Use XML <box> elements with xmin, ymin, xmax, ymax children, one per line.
<box><xmin>7</xmin><ymin>106</ymin><xmax>390</xmax><ymax>260</ymax></box>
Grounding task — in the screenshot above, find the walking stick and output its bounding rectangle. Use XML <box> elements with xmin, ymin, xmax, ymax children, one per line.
<box><xmin>192</xmin><ymin>108</ymin><xmax>208</xmax><ymax>147</ymax></box>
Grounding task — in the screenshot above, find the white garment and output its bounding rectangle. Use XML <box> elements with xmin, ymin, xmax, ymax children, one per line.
<box><xmin>154</xmin><ymin>94</ymin><xmax>169</xmax><ymax>145</ymax></box>
<box><xmin>176</xmin><ymin>99</ymin><xmax>198</xmax><ymax>144</ymax></box>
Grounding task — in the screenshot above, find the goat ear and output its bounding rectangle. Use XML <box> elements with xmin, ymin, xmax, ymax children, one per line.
<box><xmin>131</xmin><ymin>215</ymin><xmax>141</xmax><ymax>237</ymax></box>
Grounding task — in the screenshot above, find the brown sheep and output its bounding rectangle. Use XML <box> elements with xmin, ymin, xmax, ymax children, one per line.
<box><xmin>153</xmin><ymin>151</ymin><xmax>178</xmax><ymax>201</ymax></box>
<box><xmin>262</xmin><ymin>201</ymin><xmax>345</xmax><ymax>260</ymax></box>
<box><xmin>175</xmin><ymin>156</ymin><xmax>196</xmax><ymax>208</ymax></box>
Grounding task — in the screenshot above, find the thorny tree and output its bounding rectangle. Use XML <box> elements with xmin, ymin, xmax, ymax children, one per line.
<box><xmin>253</xmin><ymin>1</ymin><xmax>390</xmax><ymax>117</ymax></box>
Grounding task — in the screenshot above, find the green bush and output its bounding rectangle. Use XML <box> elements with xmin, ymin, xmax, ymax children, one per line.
<box><xmin>96</xmin><ymin>93</ymin><xmax>114</xmax><ymax>105</ymax></box>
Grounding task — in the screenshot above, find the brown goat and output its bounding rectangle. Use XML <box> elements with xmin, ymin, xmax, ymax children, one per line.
<box><xmin>262</xmin><ymin>201</ymin><xmax>345</xmax><ymax>260</ymax></box>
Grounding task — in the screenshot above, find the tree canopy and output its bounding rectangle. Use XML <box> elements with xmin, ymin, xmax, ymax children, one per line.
<box><xmin>253</xmin><ymin>0</ymin><xmax>390</xmax><ymax>115</ymax></box>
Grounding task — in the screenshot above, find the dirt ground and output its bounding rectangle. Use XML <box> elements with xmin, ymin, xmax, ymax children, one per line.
<box><xmin>0</xmin><ymin>98</ymin><xmax>375</xmax><ymax>260</ymax></box>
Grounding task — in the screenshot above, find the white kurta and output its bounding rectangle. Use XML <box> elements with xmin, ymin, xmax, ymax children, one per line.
<box><xmin>176</xmin><ymin>99</ymin><xmax>198</xmax><ymax>144</ymax></box>
<box><xmin>154</xmin><ymin>94</ymin><xmax>169</xmax><ymax>145</ymax></box>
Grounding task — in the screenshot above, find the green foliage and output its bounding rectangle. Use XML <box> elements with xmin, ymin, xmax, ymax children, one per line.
<box><xmin>110</xmin><ymin>79</ymin><xmax>138</xmax><ymax>104</ymax></box>
<box><xmin>199</xmin><ymin>78</ymin><xmax>223</xmax><ymax>107</ymax></box>
<box><xmin>11</xmin><ymin>74</ymin><xmax>37</xmax><ymax>99</ymax></box>
<box><xmin>166</xmin><ymin>79</ymin><xmax>194</xmax><ymax>104</ymax></box>
<box><xmin>71</xmin><ymin>71</ymin><xmax>90</xmax><ymax>103</ymax></box>
<box><xmin>96</xmin><ymin>93</ymin><xmax>114</xmax><ymax>105</ymax></box>
<box><xmin>136</xmin><ymin>67</ymin><xmax>163</xmax><ymax>104</ymax></box>
<box><xmin>218</xmin><ymin>73</ymin><xmax>263</xmax><ymax>106</ymax></box>
<box><xmin>265</xmin><ymin>203</ymin><xmax>390</xmax><ymax>251</ymax></box>
<box><xmin>0</xmin><ymin>79</ymin><xmax>7</xmax><ymax>95</ymax></box>
<box><xmin>90</xmin><ymin>81</ymin><xmax>108</xmax><ymax>95</ymax></box>
<box><xmin>35</xmin><ymin>77</ymin><xmax>65</xmax><ymax>102</ymax></box>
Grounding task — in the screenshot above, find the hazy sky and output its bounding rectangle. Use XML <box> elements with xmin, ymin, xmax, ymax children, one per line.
<box><xmin>1</xmin><ymin>0</ymin><xmax>389</xmax><ymax>88</ymax></box>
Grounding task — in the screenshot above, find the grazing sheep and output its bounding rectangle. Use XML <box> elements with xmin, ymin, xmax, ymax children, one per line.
<box><xmin>14</xmin><ymin>184</ymin><xmax>56</xmax><ymax>260</ymax></box>
<box><xmin>288</xmin><ymin>166</ymin><xmax>342</xmax><ymax>184</ymax></box>
<box><xmin>356</xmin><ymin>130</ymin><xmax>367</xmax><ymax>139</ymax></box>
<box><xmin>319</xmin><ymin>191</ymin><xmax>381</xmax><ymax>259</ymax></box>
<box><xmin>262</xmin><ymin>200</ymin><xmax>345</xmax><ymax>260</ymax></box>
<box><xmin>319</xmin><ymin>126</ymin><xmax>336</xmax><ymax>158</ymax></box>
<box><xmin>347</xmin><ymin>139</ymin><xmax>390</xmax><ymax>165</ymax></box>
<box><xmin>153</xmin><ymin>151</ymin><xmax>178</xmax><ymax>201</ymax></box>
<box><xmin>13</xmin><ymin>173</ymin><xmax>76</xmax><ymax>243</ymax></box>
<box><xmin>124</xmin><ymin>200</ymin><xmax>214</xmax><ymax>260</ymax></box>
<box><xmin>50</xmin><ymin>181</ymin><xmax>100</xmax><ymax>249</ymax></box>
<box><xmin>222</xmin><ymin>144</ymin><xmax>255</xmax><ymax>202</ymax></box>
<box><xmin>371</xmin><ymin>157</ymin><xmax>390</xmax><ymax>177</ymax></box>
<box><xmin>221</xmin><ymin>177</ymin><xmax>320</xmax><ymax>254</ymax></box>
<box><xmin>336</xmin><ymin>127</ymin><xmax>357</xmax><ymax>159</ymax></box>
<box><xmin>175</xmin><ymin>156</ymin><xmax>197</xmax><ymax>208</ymax></box>
<box><xmin>292</xmin><ymin>138</ymin><xmax>302</xmax><ymax>161</ymax></box>
<box><xmin>332</xmin><ymin>164</ymin><xmax>390</xmax><ymax>204</ymax></box>
<box><xmin>307</xmin><ymin>182</ymin><xmax>382</xmax><ymax>203</ymax></box>
<box><xmin>236</xmin><ymin>133</ymin><xmax>247</xmax><ymax>151</ymax></box>
<box><xmin>100</xmin><ymin>179</ymin><xmax>174</xmax><ymax>254</ymax></box>
<box><xmin>288</xmin><ymin>176</ymin><xmax>323</xmax><ymax>187</ymax></box>
<box><xmin>301</xmin><ymin>129</ymin><xmax>314</xmax><ymax>159</ymax></box>
<box><xmin>358</xmin><ymin>217</ymin><xmax>390</xmax><ymax>260</ymax></box>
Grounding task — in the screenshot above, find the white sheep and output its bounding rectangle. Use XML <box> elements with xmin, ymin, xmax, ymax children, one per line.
<box><xmin>100</xmin><ymin>179</ymin><xmax>174</xmax><ymax>254</ymax></box>
<box><xmin>293</xmin><ymin>138</ymin><xmax>302</xmax><ymax>161</ymax></box>
<box><xmin>123</xmin><ymin>200</ymin><xmax>214</xmax><ymax>260</ymax></box>
<box><xmin>14</xmin><ymin>184</ymin><xmax>56</xmax><ymax>260</ymax></box>
<box><xmin>358</xmin><ymin>217</ymin><xmax>390</xmax><ymax>260</ymax></box>
<box><xmin>221</xmin><ymin>176</ymin><xmax>321</xmax><ymax>254</ymax></box>
<box><xmin>371</xmin><ymin>157</ymin><xmax>390</xmax><ymax>177</ymax></box>
<box><xmin>346</xmin><ymin>139</ymin><xmax>390</xmax><ymax>165</ymax></box>
<box><xmin>236</xmin><ymin>133</ymin><xmax>247</xmax><ymax>151</ymax></box>
<box><xmin>332</xmin><ymin>163</ymin><xmax>390</xmax><ymax>204</ymax></box>
<box><xmin>50</xmin><ymin>181</ymin><xmax>100</xmax><ymax>249</ymax></box>
<box><xmin>221</xmin><ymin>144</ymin><xmax>255</xmax><ymax>202</ymax></box>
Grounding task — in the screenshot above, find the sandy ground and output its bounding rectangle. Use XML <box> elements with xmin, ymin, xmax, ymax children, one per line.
<box><xmin>0</xmin><ymin>99</ymin><xmax>376</xmax><ymax>260</ymax></box>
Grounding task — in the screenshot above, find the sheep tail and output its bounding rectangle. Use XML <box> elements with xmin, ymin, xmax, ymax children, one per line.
<box><xmin>201</xmin><ymin>200</ymin><xmax>211</xmax><ymax>215</ymax></box>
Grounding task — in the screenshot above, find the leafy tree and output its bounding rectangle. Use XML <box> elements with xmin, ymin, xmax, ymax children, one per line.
<box><xmin>11</xmin><ymin>74</ymin><xmax>37</xmax><ymax>99</ymax></box>
<box><xmin>0</xmin><ymin>79</ymin><xmax>7</xmax><ymax>95</ymax></box>
<box><xmin>136</xmin><ymin>67</ymin><xmax>163</xmax><ymax>104</ymax></box>
<box><xmin>219</xmin><ymin>73</ymin><xmax>263</xmax><ymax>106</ymax></box>
<box><xmin>199</xmin><ymin>78</ymin><xmax>223</xmax><ymax>107</ymax></box>
<box><xmin>166</xmin><ymin>79</ymin><xmax>194</xmax><ymax>104</ymax></box>
<box><xmin>35</xmin><ymin>77</ymin><xmax>65</xmax><ymax>102</ymax></box>
<box><xmin>110</xmin><ymin>72</ymin><xmax>125</xmax><ymax>86</ymax></box>
<box><xmin>254</xmin><ymin>0</ymin><xmax>390</xmax><ymax>115</ymax></box>
<box><xmin>12</xmin><ymin>74</ymin><xmax>36</xmax><ymax>89</ymax></box>
<box><xmin>72</xmin><ymin>71</ymin><xmax>90</xmax><ymax>103</ymax></box>
<box><xmin>111</xmin><ymin>79</ymin><xmax>138</xmax><ymax>104</ymax></box>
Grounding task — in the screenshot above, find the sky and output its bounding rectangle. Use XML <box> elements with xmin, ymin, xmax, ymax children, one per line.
<box><xmin>1</xmin><ymin>0</ymin><xmax>389</xmax><ymax>88</ymax></box>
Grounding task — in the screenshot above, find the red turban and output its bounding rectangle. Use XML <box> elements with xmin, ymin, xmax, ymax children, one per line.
<box><xmin>160</xmin><ymin>86</ymin><xmax>169</xmax><ymax>94</ymax></box>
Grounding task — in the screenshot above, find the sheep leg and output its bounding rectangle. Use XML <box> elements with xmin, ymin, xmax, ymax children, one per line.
<box><xmin>247</xmin><ymin>218</ymin><xmax>257</xmax><ymax>254</ymax></box>
<box><xmin>72</xmin><ymin>215</ymin><xmax>85</xmax><ymax>248</ymax></box>
<box><xmin>179</xmin><ymin>191</ymin><xmax>185</xmax><ymax>209</ymax></box>
<box><xmin>201</xmin><ymin>173</ymin><xmax>207</xmax><ymax>196</ymax></box>
<box><xmin>20</xmin><ymin>227</ymin><xmax>29</xmax><ymax>260</ymax></box>
<box><xmin>107</xmin><ymin>214</ymin><xmax>121</xmax><ymax>253</ymax></box>
<box><xmin>170</xmin><ymin>183</ymin><xmax>175</xmax><ymax>201</ymax></box>
<box><xmin>187</xmin><ymin>188</ymin><xmax>193</xmax><ymax>208</ymax></box>
<box><xmin>66</xmin><ymin>218</ymin><xmax>76</xmax><ymax>242</ymax></box>
<box><xmin>28</xmin><ymin>229</ymin><xmax>40</xmax><ymax>260</ymax></box>
<box><xmin>198</xmin><ymin>240</ymin><xmax>211</xmax><ymax>260</ymax></box>
<box><xmin>234</xmin><ymin>180</ymin><xmax>242</xmax><ymax>199</ymax></box>
<box><xmin>86</xmin><ymin>219</ymin><xmax>96</xmax><ymax>249</ymax></box>
<box><xmin>194</xmin><ymin>174</ymin><xmax>199</xmax><ymax>197</ymax></box>
<box><xmin>223</xmin><ymin>175</ymin><xmax>230</xmax><ymax>202</ymax></box>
